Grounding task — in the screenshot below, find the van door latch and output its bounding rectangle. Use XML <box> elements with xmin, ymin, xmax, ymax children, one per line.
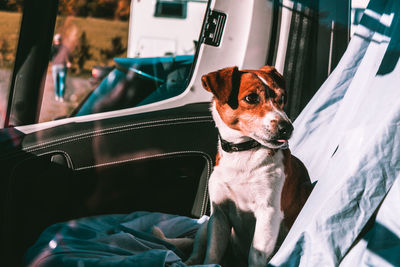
<box><xmin>202</xmin><ymin>10</ymin><xmax>227</xmax><ymax>47</ymax></box>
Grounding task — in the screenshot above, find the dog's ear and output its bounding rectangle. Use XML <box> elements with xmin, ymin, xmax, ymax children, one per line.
<box><xmin>201</xmin><ymin>66</ymin><xmax>240</xmax><ymax>108</ymax></box>
<box><xmin>259</xmin><ymin>65</ymin><xmax>286</xmax><ymax>89</ymax></box>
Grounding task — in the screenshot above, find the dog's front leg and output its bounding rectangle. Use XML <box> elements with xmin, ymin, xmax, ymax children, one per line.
<box><xmin>248</xmin><ymin>208</ymin><xmax>282</xmax><ymax>267</ymax></box>
<box><xmin>204</xmin><ymin>205</ymin><xmax>230</xmax><ymax>265</ymax></box>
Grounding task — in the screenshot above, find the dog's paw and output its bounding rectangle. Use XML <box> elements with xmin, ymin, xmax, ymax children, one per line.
<box><xmin>152</xmin><ymin>226</ymin><xmax>166</xmax><ymax>240</ymax></box>
<box><xmin>152</xmin><ymin>226</ymin><xmax>195</xmax><ymax>256</ymax></box>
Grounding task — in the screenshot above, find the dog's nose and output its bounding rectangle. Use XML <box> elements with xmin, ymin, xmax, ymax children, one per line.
<box><xmin>277</xmin><ymin>120</ymin><xmax>293</xmax><ymax>139</ymax></box>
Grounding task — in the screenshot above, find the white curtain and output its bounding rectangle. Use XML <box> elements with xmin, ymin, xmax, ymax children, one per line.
<box><xmin>270</xmin><ymin>0</ymin><xmax>400</xmax><ymax>266</ymax></box>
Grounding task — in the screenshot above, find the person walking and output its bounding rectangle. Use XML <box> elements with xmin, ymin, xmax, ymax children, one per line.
<box><xmin>50</xmin><ymin>33</ymin><xmax>72</xmax><ymax>102</ymax></box>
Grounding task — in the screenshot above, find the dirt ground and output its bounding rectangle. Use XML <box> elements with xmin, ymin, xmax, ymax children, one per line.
<box><xmin>38</xmin><ymin>69</ymin><xmax>94</xmax><ymax>122</ymax></box>
<box><xmin>0</xmin><ymin>68</ymin><xmax>94</xmax><ymax>124</ymax></box>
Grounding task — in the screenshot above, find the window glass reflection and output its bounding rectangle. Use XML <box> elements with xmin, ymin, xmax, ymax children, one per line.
<box><xmin>39</xmin><ymin>0</ymin><xmax>208</xmax><ymax>122</ymax></box>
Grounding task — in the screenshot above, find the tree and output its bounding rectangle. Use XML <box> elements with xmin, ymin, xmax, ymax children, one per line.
<box><xmin>56</xmin><ymin>0</ymin><xmax>131</xmax><ymax>20</ymax></box>
<box><xmin>58</xmin><ymin>0</ymin><xmax>90</xmax><ymax>17</ymax></box>
<box><xmin>0</xmin><ymin>38</ymin><xmax>11</xmax><ymax>67</ymax></box>
<box><xmin>100</xmin><ymin>36</ymin><xmax>126</xmax><ymax>64</ymax></box>
<box><xmin>114</xmin><ymin>0</ymin><xmax>131</xmax><ymax>21</ymax></box>
<box><xmin>88</xmin><ymin>0</ymin><xmax>118</xmax><ymax>19</ymax></box>
<box><xmin>0</xmin><ymin>0</ymin><xmax>23</xmax><ymax>11</ymax></box>
<box><xmin>73</xmin><ymin>31</ymin><xmax>92</xmax><ymax>74</ymax></box>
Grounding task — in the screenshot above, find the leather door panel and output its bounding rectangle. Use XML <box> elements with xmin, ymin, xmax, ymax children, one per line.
<box><xmin>0</xmin><ymin>102</ymin><xmax>217</xmax><ymax>265</ymax></box>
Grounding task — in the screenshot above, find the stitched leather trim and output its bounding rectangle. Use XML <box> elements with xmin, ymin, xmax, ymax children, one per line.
<box><xmin>25</xmin><ymin>116</ymin><xmax>212</xmax><ymax>152</ymax></box>
<box><xmin>0</xmin><ymin>117</ymin><xmax>213</xmax><ymax>160</ymax></box>
<box><xmin>75</xmin><ymin>150</ymin><xmax>212</xmax><ymax>171</ymax></box>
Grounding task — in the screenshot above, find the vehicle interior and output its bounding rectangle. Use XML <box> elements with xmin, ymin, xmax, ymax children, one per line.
<box><xmin>1</xmin><ymin>0</ymin><xmax>399</xmax><ymax>266</ymax></box>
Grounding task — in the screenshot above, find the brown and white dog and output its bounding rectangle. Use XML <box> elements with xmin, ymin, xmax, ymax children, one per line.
<box><xmin>155</xmin><ymin>66</ymin><xmax>313</xmax><ymax>267</ymax></box>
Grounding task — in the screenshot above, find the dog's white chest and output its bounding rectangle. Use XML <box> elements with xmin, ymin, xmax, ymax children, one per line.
<box><xmin>208</xmin><ymin>148</ymin><xmax>286</xmax><ymax>266</ymax></box>
<box><xmin>209</xmin><ymin>149</ymin><xmax>286</xmax><ymax>213</ymax></box>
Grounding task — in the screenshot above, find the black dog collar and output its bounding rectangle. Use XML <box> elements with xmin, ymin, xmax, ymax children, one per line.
<box><xmin>218</xmin><ymin>132</ymin><xmax>261</xmax><ymax>153</ymax></box>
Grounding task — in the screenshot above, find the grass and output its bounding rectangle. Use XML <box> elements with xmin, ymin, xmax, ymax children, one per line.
<box><xmin>0</xmin><ymin>11</ymin><xmax>129</xmax><ymax>73</ymax></box>
<box><xmin>54</xmin><ymin>15</ymin><xmax>129</xmax><ymax>71</ymax></box>
<box><xmin>0</xmin><ymin>11</ymin><xmax>22</xmax><ymax>66</ymax></box>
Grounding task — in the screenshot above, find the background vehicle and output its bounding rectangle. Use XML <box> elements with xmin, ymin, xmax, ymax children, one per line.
<box><xmin>0</xmin><ymin>0</ymin><xmax>378</xmax><ymax>266</ymax></box>
<box><xmin>127</xmin><ymin>0</ymin><xmax>207</xmax><ymax>58</ymax></box>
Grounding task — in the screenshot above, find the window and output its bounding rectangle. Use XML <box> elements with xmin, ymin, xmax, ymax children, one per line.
<box><xmin>154</xmin><ymin>0</ymin><xmax>187</xmax><ymax>19</ymax></box>
<box><xmin>38</xmin><ymin>1</ymin><xmax>132</xmax><ymax>122</ymax></box>
<box><xmin>36</xmin><ymin>0</ymin><xmax>207</xmax><ymax>123</ymax></box>
<box><xmin>0</xmin><ymin>3</ymin><xmax>22</xmax><ymax>127</ymax></box>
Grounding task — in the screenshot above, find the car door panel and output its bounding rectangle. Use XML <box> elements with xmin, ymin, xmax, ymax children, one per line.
<box><xmin>0</xmin><ymin>102</ymin><xmax>217</xmax><ymax>265</ymax></box>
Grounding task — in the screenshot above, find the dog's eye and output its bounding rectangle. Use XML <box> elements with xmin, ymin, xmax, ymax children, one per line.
<box><xmin>244</xmin><ymin>93</ymin><xmax>260</xmax><ymax>104</ymax></box>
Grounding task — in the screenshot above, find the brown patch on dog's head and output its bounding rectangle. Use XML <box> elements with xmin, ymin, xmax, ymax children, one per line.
<box><xmin>202</xmin><ymin>65</ymin><xmax>292</xmax><ymax>149</ymax></box>
<box><xmin>201</xmin><ymin>66</ymin><xmax>241</xmax><ymax>109</ymax></box>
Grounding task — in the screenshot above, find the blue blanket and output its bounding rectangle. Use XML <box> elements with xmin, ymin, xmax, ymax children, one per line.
<box><xmin>26</xmin><ymin>212</ymin><xmax>215</xmax><ymax>267</ymax></box>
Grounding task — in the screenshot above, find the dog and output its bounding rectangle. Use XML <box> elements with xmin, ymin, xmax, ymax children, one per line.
<box><xmin>155</xmin><ymin>66</ymin><xmax>313</xmax><ymax>267</ymax></box>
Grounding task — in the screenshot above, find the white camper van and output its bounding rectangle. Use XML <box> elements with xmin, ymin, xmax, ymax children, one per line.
<box><xmin>127</xmin><ymin>0</ymin><xmax>208</xmax><ymax>58</ymax></box>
